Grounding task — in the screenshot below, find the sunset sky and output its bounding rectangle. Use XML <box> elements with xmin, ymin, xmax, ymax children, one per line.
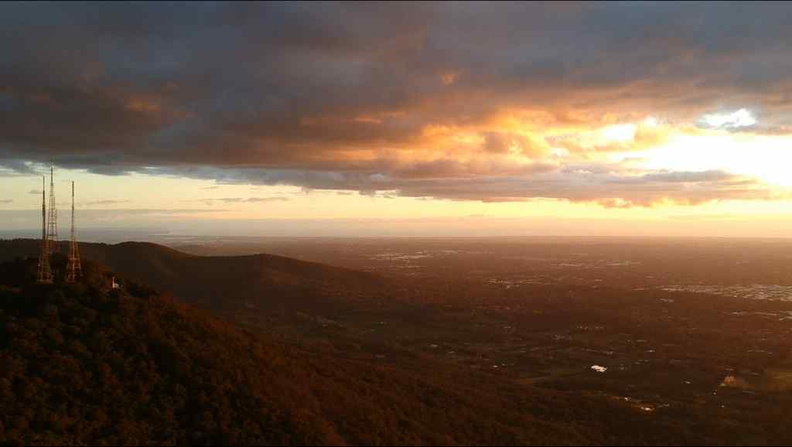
<box><xmin>2</xmin><ymin>2</ymin><xmax>792</xmax><ymax>238</ymax></box>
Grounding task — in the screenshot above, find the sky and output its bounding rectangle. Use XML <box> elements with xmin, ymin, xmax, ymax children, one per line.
<box><xmin>2</xmin><ymin>1</ymin><xmax>792</xmax><ymax>238</ymax></box>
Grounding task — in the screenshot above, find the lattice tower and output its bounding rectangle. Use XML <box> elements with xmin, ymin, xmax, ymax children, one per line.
<box><xmin>46</xmin><ymin>166</ymin><xmax>59</xmax><ymax>254</ymax></box>
<box><xmin>66</xmin><ymin>181</ymin><xmax>82</xmax><ymax>283</ymax></box>
<box><xmin>36</xmin><ymin>176</ymin><xmax>53</xmax><ymax>284</ymax></box>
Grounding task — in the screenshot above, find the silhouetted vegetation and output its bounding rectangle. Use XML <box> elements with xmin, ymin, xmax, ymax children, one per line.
<box><xmin>3</xmin><ymin>238</ymin><xmax>792</xmax><ymax>445</ymax></box>
<box><xmin>0</xmin><ymin>258</ymin><xmax>637</xmax><ymax>445</ymax></box>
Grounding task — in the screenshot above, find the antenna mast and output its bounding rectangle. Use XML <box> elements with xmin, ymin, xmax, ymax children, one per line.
<box><xmin>36</xmin><ymin>176</ymin><xmax>53</xmax><ymax>283</ymax></box>
<box><xmin>46</xmin><ymin>165</ymin><xmax>59</xmax><ymax>254</ymax></box>
<box><xmin>66</xmin><ymin>181</ymin><xmax>82</xmax><ymax>283</ymax></box>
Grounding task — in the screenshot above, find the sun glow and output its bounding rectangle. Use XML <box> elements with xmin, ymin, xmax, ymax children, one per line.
<box><xmin>634</xmin><ymin>131</ymin><xmax>792</xmax><ymax>188</ymax></box>
<box><xmin>600</xmin><ymin>123</ymin><xmax>636</xmax><ymax>142</ymax></box>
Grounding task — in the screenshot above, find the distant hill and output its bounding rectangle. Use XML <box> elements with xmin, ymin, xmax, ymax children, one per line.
<box><xmin>0</xmin><ymin>257</ymin><xmax>668</xmax><ymax>445</ymax></box>
<box><xmin>0</xmin><ymin>239</ymin><xmax>383</xmax><ymax>318</ymax></box>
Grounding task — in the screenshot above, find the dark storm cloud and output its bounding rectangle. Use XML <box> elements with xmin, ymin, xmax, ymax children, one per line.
<box><xmin>1</xmin><ymin>2</ymin><xmax>791</xmax><ymax>204</ymax></box>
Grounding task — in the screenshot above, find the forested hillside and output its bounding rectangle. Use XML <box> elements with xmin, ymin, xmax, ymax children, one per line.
<box><xmin>0</xmin><ymin>239</ymin><xmax>383</xmax><ymax>318</ymax></box>
<box><xmin>0</xmin><ymin>257</ymin><xmax>661</xmax><ymax>445</ymax></box>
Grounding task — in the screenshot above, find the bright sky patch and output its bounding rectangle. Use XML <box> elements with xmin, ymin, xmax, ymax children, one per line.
<box><xmin>697</xmin><ymin>109</ymin><xmax>757</xmax><ymax>130</ymax></box>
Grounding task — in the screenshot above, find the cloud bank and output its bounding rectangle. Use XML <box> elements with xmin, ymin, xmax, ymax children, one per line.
<box><xmin>1</xmin><ymin>2</ymin><xmax>790</xmax><ymax>205</ymax></box>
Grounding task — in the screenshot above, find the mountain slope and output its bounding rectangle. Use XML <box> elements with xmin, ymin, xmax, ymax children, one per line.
<box><xmin>0</xmin><ymin>239</ymin><xmax>382</xmax><ymax>316</ymax></box>
<box><xmin>0</xmin><ymin>257</ymin><xmax>658</xmax><ymax>446</ymax></box>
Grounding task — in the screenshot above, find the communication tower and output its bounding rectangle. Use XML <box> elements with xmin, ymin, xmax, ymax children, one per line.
<box><xmin>36</xmin><ymin>176</ymin><xmax>53</xmax><ymax>284</ymax></box>
<box><xmin>66</xmin><ymin>181</ymin><xmax>82</xmax><ymax>283</ymax></box>
<box><xmin>46</xmin><ymin>165</ymin><xmax>59</xmax><ymax>254</ymax></box>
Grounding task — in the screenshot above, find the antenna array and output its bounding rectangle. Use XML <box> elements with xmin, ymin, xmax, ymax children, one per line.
<box><xmin>36</xmin><ymin>176</ymin><xmax>53</xmax><ymax>283</ymax></box>
<box><xmin>66</xmin><ymin>181</ymin><xmax>82</xmax><ymax>283</ymax></box>
<box><xmin>46</xmin><ymin>166</ymin><xmax>58</xmax><ymax>254</ymax></box>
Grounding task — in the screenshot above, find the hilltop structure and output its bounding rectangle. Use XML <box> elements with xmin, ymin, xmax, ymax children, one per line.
<box><xmin>66</xmin><ymin>181</ymin><xmax>82</xmax><ymax>283</ymax></box>
<box><xmin>36</xmin><ymin>175</ymin><xmax>53</xmax><ymax>284</ymax></box>
<box><xmin>46</xmin><ymin>165</ymin><xmax>58</xmax><ymax>254</ymax></box>
<box><xmin>37</xmin><ymin>167</ymin><xmax>80</xmax><ymax>284</ymax></box>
